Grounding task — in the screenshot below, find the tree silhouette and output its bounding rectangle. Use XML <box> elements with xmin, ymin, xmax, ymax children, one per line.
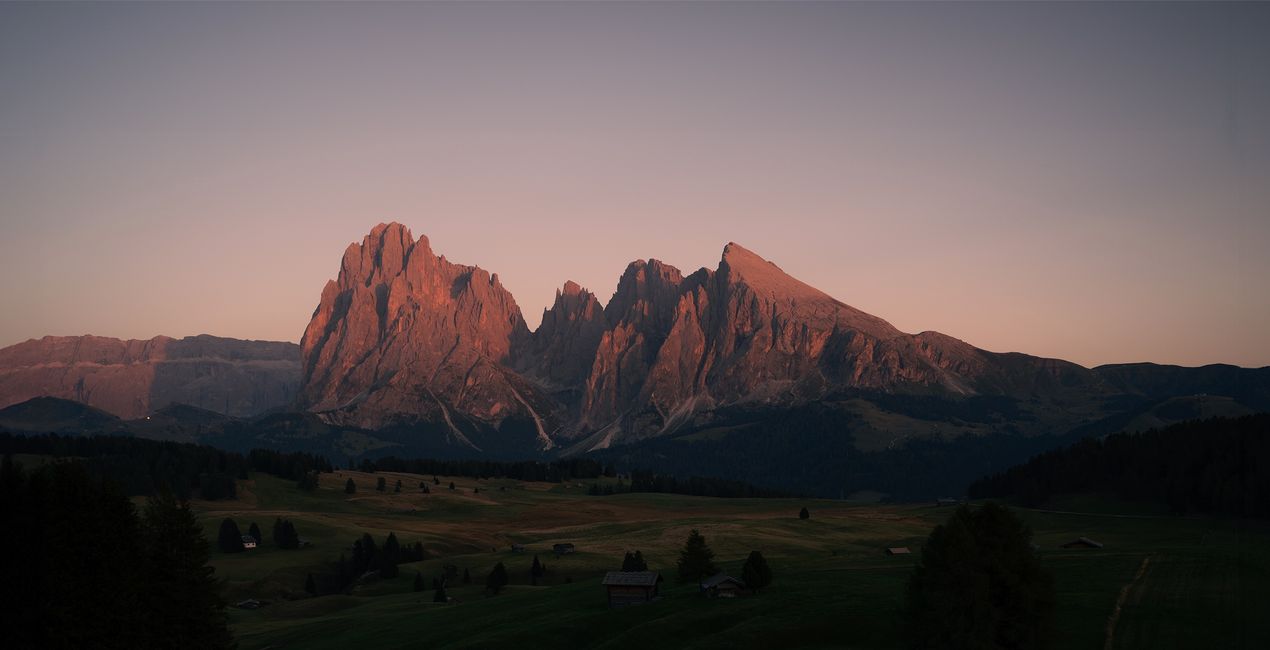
<box><xmin>216</xmin><ymin>518</ymin><xmax>244</xmax><ymax>554</ymax></box>
<box><xmin>376</xmin><ymin>476</ymin><xmax>386</xmax><ymax>492</ymax></box>
<box><xmin>344</xmin><ymin>478</ymin><xmax>356</xmax><ymax>494</ymax></box>
<box><xmin>305</xmin><ymin>573</ymin><xmax>317</xmax><ymax>596</ymax></box>
<box><xmin>799</xmin><ymin>507</ymin><xmax>810</xmax><ymax>520</ymax></box>
<box><xmin>531</xmin><ymin>555</ymin><xmax>545</xmax><ymax>585</ymax></box>
<box><xmin>622</xmin><ymin>550</ymin><xmax>648</xmax><ymax>571</ymax></box>
<box><xmin>486</xmin><ymin>562</ymin><xmax>509</xmax><ymax>594</ymax></box>
<box><xmin>741</xmin><ymin>550</ymin><xmax>772</xmax><ymax>593</ymax></box>
<box><xmin>141</xmin><ymin>489</ymin><xmax>232</xmax><ymax>648</ymax></box>
<box><xmin>676</xmin><ymin>529</ymin><xmax>718</xmax><ymax>582</ymax></box>
<box><xmin>413</xmin><ymin>572</ymin><xmax>425</xmax><ymax>593</ymax></box>
<box><xmin>904</xmin><ymin>503</ymin><xmax>1055</xmax><ymax>650</ymax></box>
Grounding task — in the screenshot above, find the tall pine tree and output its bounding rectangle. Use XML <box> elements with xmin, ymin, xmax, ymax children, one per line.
<box><xmin>676</xmin><ymin>529</ymin><xmax>718</xmax><ymax>582</ymax></box>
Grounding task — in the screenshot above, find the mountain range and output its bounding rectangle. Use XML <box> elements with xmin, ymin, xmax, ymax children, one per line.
<box><xmin>2</xmin><ymin>222</ymin><xmax>1266</xmax><ymax>497</ymax></box>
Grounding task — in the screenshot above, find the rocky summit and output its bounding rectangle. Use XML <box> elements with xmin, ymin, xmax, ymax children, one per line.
<box><xmin>297</xmin><ymin>223</ymin><xmax>1138</xmax><ymax>451</ymax></box>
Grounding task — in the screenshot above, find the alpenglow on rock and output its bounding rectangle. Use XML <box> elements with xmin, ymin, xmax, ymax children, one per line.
<box><xmin>298</xmin><ymin>223</ymin><xmax>1106</xmax><ymax>452</ymax></box>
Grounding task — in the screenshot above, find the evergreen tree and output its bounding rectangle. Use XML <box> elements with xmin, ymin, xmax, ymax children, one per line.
<box><xmin>463</xmin><ymin>568</ymin><xmax>472</xmax><ymax>584</ymax></box>
<box><xmin>381</xmin><ymin>532</ymin><xmax>401</xmax><ymax>578</ymax></box>
<box><xmin>904</xmin><ymin>503</ymin><xmax>1055</xmax><ymax>650</ymax></box>
<box><xmin>531</xmin><ymin>555</ymin><xmax>545</xmax><ymax>585</ymax></box>
<box><xmin>279</xmin><ymin>520</ymin><xmax>300</xmax><ymax>549</ymax></box>
<box><xmin>376</xmin><ymin>476</ymin><xmax>387</xmax><ymax>492</ymax></box>
<box><xmin>622</xmin><ymin>550</ymin><xmax>648</xmax><ymax>571</ymax></box>
<box><xmin>486</xmin><ymin>562</ymin><xmax>509</xmax><ymax>594</ymax></box>
<box><xmin>305</xmin><ymin>573</ymin><xmax>317</xmax><ymax>596</ymax></box>
<box><xmin>336</xmin><ymin>553</ymin><xmax>351</xmax><ymax>592</ymax></box>
<box><xmin>676</xmin><ymin>529</ymin><xmax>718</xmax><ymax>582</ymax></box>
<box><xmin>433</xmin><ymin>583</ymin><xmax>448</xmax><ymax>603</ymax></box>
<box><xmin>741</xmin><ymin>550</ymin><xmax>773</xmax><ymax>593</ymax></box>
<box><xmin>395</xmin><ymin>479</ymin><xmax>402</xmax><ymax>493</ymax></box>
<box><xmin>140</xmin><ymin>489</ymin><xmax>233</xmax><ymax>649</ymax></box>
<box><xmin>216</xmin><ymin>518</ymin><xmax>244</xmax><ymax>554</ymax></box>
<box><xmin>413</xmin><ymin>572</ymin><xmax>425</xmax><ymax>592</ymax></box>
<box><xmin>449</xmin><ymin>481</ymin><xmax>456</xmax><ymax>490</ymax></box>
<box><xmin>633</xmin><ymin>550</ymin><xmax>647</xmax><ymax>571</ymax></box>
<box><xmin>799</xmin><ymin>507</ymin><xmax>810</xmax><ymax>520</ymax></box>
<box><xmin>297</xmin><ymin>471</ymin><xmax>318</xmax><ymax>491</ymax></box>
<box><xmin>272</xmin><ymin>516</ymin><xmax>283</xmax><ymax>547</ymax></box>
<box><xmin>345</xmin><ymin>478</ymin><xmax>356</xmax><ymax>494</ymax></box>
<box><xmin>247</xmin><ymin>522</ymin><xmax>262</xmax><ymax>544</ymax></box>
<box><xmin>433</xmin><ymin>476</ymin><xmax>440</xmax><ymax>485</ymax></box>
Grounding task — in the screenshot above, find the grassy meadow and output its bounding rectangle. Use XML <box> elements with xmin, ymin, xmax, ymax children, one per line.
<box><xmin>195</xmin><ymin>472</ymin><xmax>1270</xmax><ymax>649</ymax></box>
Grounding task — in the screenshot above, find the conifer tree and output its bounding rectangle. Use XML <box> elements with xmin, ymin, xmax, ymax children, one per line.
<box><xmin>676</xmin><ymin>529</ymin><xmax>718</xmax><ymax>582</ymax></box>
<box><xmin>247</xmin><ymin>522</ymin><xmax>262</xmax><ymax>543</ymax></box>
<box><xmin>741</xmin><ymin>550</ymin><xmax>772</xmax><ymax>593</ymax></box>
<box><xmin>413</xmin><ymin>572</ymin><xmax>425</xmax><ymax>592</ymax></box>
<box><xmin>463</xmin><ymin>568</ymin><xmax>471</xmax><ymax>584</ymax></box>
<box><xmin>531</xmin><ymin>555</ymin><xmax>545</xmax><ymax>585</ymax></box>
<box><xmin>904</xmin><ymin>503</ymin><xmax>1055</xmax><ymax>650</ymax></box>
<box><xmin>305</xmin><ymin>573</ymin><xmax>317</xmax><ymax>596</ymax></box>
<box><xmin>486</xmin><ymin>562</ymin><xmax>509</xmax><ymax>594</ymax></box>
<box><xmin>381</xmin><ymin>532</ymin><xmax>401</xmax><ymax>578</ymax></box>
<box><xmin>799</xmin><ymin>507</ymin><xmax>810</xmax><ymax>520</ymax></box>
<box><xmin>376</xmin><ymin>476</ymin><xmax>386</xmax><ymax>492</ymax></box>
<box><xmin>141</xmin><ymin>490</ymin><xmax>232</xmax><ymax>648</ymax></box>
<box><xmin>433</xmin><ymin>583</ymin><xmax>448</xmax><ymax>603</ymax></box>
<box><xmin>217</xmin><ymin>518</ymin><xmax>244</xmax><ymax>554</ymax></box>
<box><xmin>345</xmin><ymin>478</ymin><xmax>356</xmax><ymax>494</ymax></box>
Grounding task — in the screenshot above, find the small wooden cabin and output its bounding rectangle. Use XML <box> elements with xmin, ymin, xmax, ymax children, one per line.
<box><xmin>511</xmin><ymin>543</ymin><xmax>526</xmax><ymax>554</ymax></box>
<box><xmin>1061</xmin><ymin>537</ymin><xmax>1104</xmax><ymax>549</ymax></box>
<box><xmin>886</xmin><ymin>547</ymin><xmax>911</xmax><ymax>556</ymax></box>
<box><xmin>602</xmin><ymin>571</ymin><xmax>662</xmax><ymax>608</ymax></box>
<box><xmin>700</xmin><ymin>573</ymin><xmax>748</xmax><ymax>598</ymax></box>
<box><xmin>553</xmin><ymin>543</ymin><xmax>576</xmax><ymax>556</ymax></box>
<box><xmin>241</xmin><ymin>535</ymin><xmax>257</xmax><ymax>550</ymax></box>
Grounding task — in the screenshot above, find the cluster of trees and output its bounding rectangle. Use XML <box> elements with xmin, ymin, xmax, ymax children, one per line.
<box><xmin>273</xmin><ymin>517</ymin><xmax>301</xmax><ymax>549</ymax></box>
<box><xmin>904</xmin><ymin>503</ymin><xmax>1055</xmax><ymax>649</ymax></box>
<box><xmin>621</xmin><ymin>550</ymin><xmax>648</xmax><ymax>571</ymax></box>
<box><xmin>587</xmin><ymin>470</ymin><xmax>793</xmax><ymax>498</ymax></box>
<box><xmin>1</xmin><ymin>456</ymin><xmax>231</xmax><ymax>648</ymax></box>
<box><xmin>352</xmin><ymin>456</ymin><xmax>608</xmax><ymax>483</ymax></box>
<box><xmin>314</xmin><ymin>532</ymin><xmax>428</xmax><ymax>595</ymax></box>
<box><xmin>969</xmin><ymin>415</ymin><xmax>1270</xmax><ymax>518</ymax></box>
<box><xmin>669</xmin><ymin>531</ymin><xmax>773</xmax><ymax>592</ymax></box>
<box><xmin>0</xmin><ymin>433</ymin><xmax>332</xmax><ymax>501</ymax></box>
<box><xmin>215</xmin><ymin>516</ymin><xmax>304</xmax><ymax>552</ymax></box>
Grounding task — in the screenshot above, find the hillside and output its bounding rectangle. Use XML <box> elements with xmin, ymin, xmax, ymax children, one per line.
<box><xmin>199</xmin><ymin>470</ymin><xmax>1270</xmax><ymax>649</ymax></box>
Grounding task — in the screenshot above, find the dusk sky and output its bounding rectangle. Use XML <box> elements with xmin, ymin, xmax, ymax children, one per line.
<box><xmin>1</xmin><ymin>2</ymin><xmax>1267</xmax><ymax>368</ymax></box>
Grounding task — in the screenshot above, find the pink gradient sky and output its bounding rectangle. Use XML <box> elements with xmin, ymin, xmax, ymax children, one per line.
<box><xmin>1</xmin><ymin>2</ymin><xmax>1268</xmax><ymax>368</ymax></box>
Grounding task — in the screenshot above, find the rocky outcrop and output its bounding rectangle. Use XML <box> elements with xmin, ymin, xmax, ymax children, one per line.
<box><xmin>298</xmin><ymin>223</ymin><xmax>556</xmax><ymax>448</ymax></box>
<box><xmin>0</xmin><ymin>334</ymin><xmax>300</xmax><ymax>419</ymax></box>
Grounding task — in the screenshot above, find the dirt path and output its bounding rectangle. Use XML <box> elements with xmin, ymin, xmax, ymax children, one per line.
<box><xmin>1104</xmin><ymin>555</ymin><xmax>1152</xmax><ymax>650</ymax></box>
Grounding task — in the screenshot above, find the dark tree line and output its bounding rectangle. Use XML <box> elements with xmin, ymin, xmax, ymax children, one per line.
<box><xmin>587</xmin><ymin>470</ymin><xmax>793</xmax><ymax>498</ymax></box>
<box><xmin>317</xmin><ymin>532</ymin><xmax>428</xmax><ymax>595</ymax></box>
<box><xmin>352</xmin><ymin>456</ymin><xmax>607</xmax><ymax>483</ymax></box>
<box><xmin>969</xmin><ymin>415</ymin><xmax>1270</xmax><ymax>518</ymax></box>
<box><xmin>0</xmin><ymin>433</ymin><xmax>332</xmax><ymax>500</ymax></box>
<box><xmin>1</xmin><ymin>456</ymin><xmax>231</xmax><ymax>649</ymax></box>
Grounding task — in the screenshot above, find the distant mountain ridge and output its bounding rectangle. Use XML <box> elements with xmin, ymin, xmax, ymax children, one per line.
<box><xmin>294</xmin><ymin>223</ymin><xmax>1270</xmax><ymax>455</ymax></box>
<box><xmin>0</xmin><ymin>334</ymin><xmax>300</xmax><ymax>419</ymax></box>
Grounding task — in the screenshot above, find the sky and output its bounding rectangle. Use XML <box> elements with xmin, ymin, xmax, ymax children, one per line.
<box><xmin>1</xmin><ymin>2</ymin><xmax>1268</xmax><ymax>368</ymax></box>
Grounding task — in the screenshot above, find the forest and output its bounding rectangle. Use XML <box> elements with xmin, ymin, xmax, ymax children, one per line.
<box><xmin>969</xmin><ymin>415</ymin><xmax>1270</xmax><ymax>518</ymax></box>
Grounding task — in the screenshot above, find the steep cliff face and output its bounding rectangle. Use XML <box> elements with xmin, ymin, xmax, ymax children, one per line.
<box><xmin>0</xmin><ymin>334</ymin><xmax>300</xmax><ymax>419</ymax></box>
<box><xmin>296</xmin><ymin>225</ymin><xmax>1119</xmax><ymax>450</ymax></box>
<box><xmin>298</xmin><ymin>223</ymin><xmax>555</xmax><ymax>448</ymax></box>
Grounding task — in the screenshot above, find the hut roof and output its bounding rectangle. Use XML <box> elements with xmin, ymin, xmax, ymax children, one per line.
<box><xmin>602</xmin><ymin>571</ymin><xmax>662</xmax><ymax>587</ymax></box>
<box><xmin>886</xmin><ymin>547</ymin><xmax>912</xmax><ymax>555</ymax></box>
<box><xmin>1062</xmin><ymin>537</ymin><xmax>1104</xmax><ymax>548</ymax></box>
<box><xmin>700</xmin><ymin>573</ymin><xmax>746</xmax><ymax>589</ymax></box>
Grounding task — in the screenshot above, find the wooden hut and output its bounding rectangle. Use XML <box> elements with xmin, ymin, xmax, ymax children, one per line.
<box><xmin>602</xmin><ymin>571</ymin><xmax>662</xmax><ymax>608</ymax></box>
<box><xmin>700</xmin><ymin>573</ymin><xmax>748</xmax><ymax>598</ymax></box>
<box><xmin>553</xmin><ymin>543</ymin><xmax>576</xmax><ymax>556</ymax></box>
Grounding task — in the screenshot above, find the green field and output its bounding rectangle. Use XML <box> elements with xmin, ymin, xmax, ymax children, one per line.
<box><xmin>197</xmin><ymin>473</ymin><xmax>1270</xmax><ymax>649</ymax></box>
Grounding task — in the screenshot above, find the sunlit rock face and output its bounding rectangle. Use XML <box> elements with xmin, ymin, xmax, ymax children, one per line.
<box><xmin>299</xmin><ymin>223</ymin><xmax>1107</xmax><ymax>450</ymax></box>
<box><xmin>0</xmin><ymin>334</ymin><xmax>300</xmax><ymax>419</ymax></box>
<box><xmin>298</xmin><ymin>223</ymin><xmax>556</xmax><ymax>448</ymax></box>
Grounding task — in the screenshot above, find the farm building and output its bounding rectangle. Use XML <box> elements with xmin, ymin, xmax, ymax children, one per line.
<box><xmin>1061</xmin><ymin>537</ymin><xmax>1104</xmax><ymax>549</ymax></box>
<box><xmin>886</xmin><ymin>547</ymin><xmax>911</xmax><ymax>555</ymax></box>
<box><xmin>602</xmin><ymin>571</ymin><xmax>662</xmax><ymax>608</ymax></box>
<box><xmin>241</xmin><ymin>535</ymin><xmax>257</xmax><ymax>550</ymax></box>
<box><xmin>553</xmin><ymin>543</ymin><xmax>576</xmax><ymax>556</ymax></box>
<box><xmin>700</xmin><ymin>573</ymin><xmax>748</xmax><ymax>598</ymax></box>
<box><xmin>511</xmin><ymin>543</ymin><xmax>526</xmax><ymax>553</ymax></box>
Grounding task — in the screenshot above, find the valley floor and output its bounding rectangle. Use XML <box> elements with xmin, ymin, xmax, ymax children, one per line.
<box><xmin>197</xmin><ymin>473</ymin><xmax>1270</xmax><ymax>649</ymax></box>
